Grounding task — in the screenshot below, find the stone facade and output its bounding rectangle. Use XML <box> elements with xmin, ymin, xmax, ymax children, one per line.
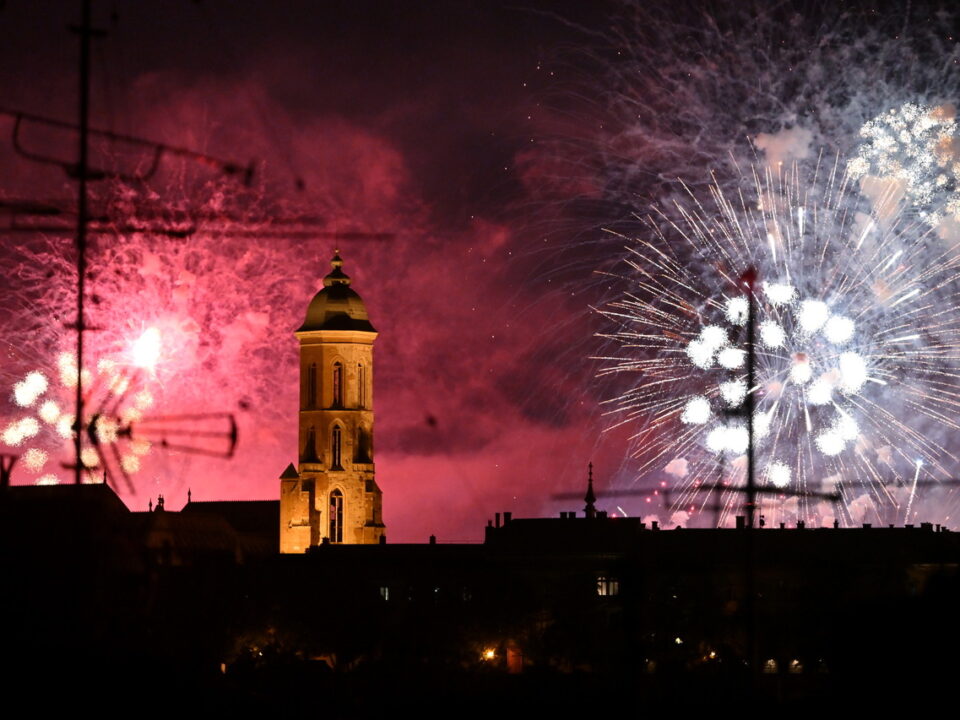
<box><xmin>279</xmin><ymin>253</ymin><xmax>385</xmax><ymax>552</ymax></box>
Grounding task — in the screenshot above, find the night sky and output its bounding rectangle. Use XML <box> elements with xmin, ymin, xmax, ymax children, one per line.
<box><xmin>0</xmin><ymin>1</ymin><xmax>637</xmax><ymax>541</ymax></box>
<box><xmin>5</xmin><ymin>1</ymin><xmax>957</xmax><ymax>540</ymax></box>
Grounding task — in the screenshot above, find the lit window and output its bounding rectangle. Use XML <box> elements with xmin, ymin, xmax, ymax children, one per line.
<box><xmin>789</xmin><ymin>659</ymin><xmax>803</xmax><ymax>674</ymax></box>
<box><xmin>379</xmin><ymin>586</ymin><xmax>389</xmax><ymax>601</ymax></box>
<box><xmin>597</xmin><ymin>576</ymin><xmax>620</xmax><ymax>596</ymax></box>
<box><xmin>329</xmin><ymin>489</ymin><xmax>343</xmax><ymax>543</ymax></box>
<box><xmin>763</xmin><ymin>659</ymin><xmax>778</xmax><ymax>674</ymax></box>
<box><xmin>332</xmin><ymin>362</ymin><xmax>343</xmax><ymax>407</ymax></box>
<box><xmin>331</xmin><ymin>425</ymin><xmax>343</xmax><ymax>470</ymax></box>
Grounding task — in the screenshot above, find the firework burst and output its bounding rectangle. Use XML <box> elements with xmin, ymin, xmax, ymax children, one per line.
<box><xmin>2</xmin><ymin>334</ymin><xmax>158</xmax><ymax>486</ymax></box>
<box><xmin>849</xmin><ymin>102</ymin><xmax>960</xmax><ymax>228</ymax></box>
<box><xmin>598</xmin><ymin>156</ymin><xmax>960</xmax><ymax>527</ymax></box>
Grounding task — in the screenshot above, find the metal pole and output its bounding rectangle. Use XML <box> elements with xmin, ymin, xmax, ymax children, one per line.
<box><xmin>73</xmin><ymin>0</ymin><xmax>91</xmax><ymax>484</ymax></box>
<box><xmin>743</xmin><ymin>268</ymin><xmax>758</xmax><ymax>680</ymax></box>
<box><xmin>745</xmin><ymin>271</ymin><xmax>756</xmax><ymax>527</ymax></box>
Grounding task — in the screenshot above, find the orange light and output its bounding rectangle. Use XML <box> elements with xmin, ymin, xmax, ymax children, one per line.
<box><xmin>482</xmin><ymin>648</ymin><xmax>496</xmax><ymax>661</ymax></box>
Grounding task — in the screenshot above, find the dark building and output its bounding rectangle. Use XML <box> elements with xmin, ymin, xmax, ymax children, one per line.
<box><xmin>3</xmin><ymin>481</ymin><xmax>959</xmax><ymax>712</ymax></box>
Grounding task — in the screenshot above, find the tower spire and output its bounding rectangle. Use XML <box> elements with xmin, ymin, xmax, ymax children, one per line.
<box><xmin>584</xmin><ymin>462</ymin><xmax>597</xmax><ymax>519</ymax></box>
<box><xmin>323</xmin><ymin>249</ymin><xmax>351</xmax><ymax>287</ymax></box>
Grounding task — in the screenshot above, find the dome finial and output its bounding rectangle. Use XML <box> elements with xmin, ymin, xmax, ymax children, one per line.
<box><xmin>324</xmin><ymin>249</ymin><xmax>351</xmax><ymax>287</ymax></box>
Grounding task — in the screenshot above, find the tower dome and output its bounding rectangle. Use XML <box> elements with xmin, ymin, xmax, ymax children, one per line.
<box><xmin>297</xmin><ymin>252</ymin><xmax>376</xmax><ymax>333</ymax></box>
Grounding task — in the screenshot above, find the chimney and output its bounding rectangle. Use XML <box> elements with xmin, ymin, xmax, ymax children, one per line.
<box><xmin>736</xmin><ymin>516</ymin><xmax>746</xmax><ymax>530</ymax></box>
<box><xmin>652</xmin><ymin>520</ymin><xmax>659</xmax><ymax>531</ymax></box>
<box><xmin>495</xmin><ymin>512</ymin><xmax>501</xmax><ymax>528</ymax></box>
<box><xmin>503</xmin><ymin>512</ymin><xmax>512</xmax><ymax>524</ymax></box>
<box><xmin>429</xmin><ymin>535</ymin><xmax>436</xmax><ymax>545</ymax></box>
<box><xmin>379</xmin><ymin>535</ymin><xmax>387</xmax><ymax>545</ymax></box>
<box><xmin>863</xmin><ymin>523</ymin><xmax>872</xmax><ymax>529</ymax></box>
<box><xmin>797</xmin><ymin>521</ymin><xmax>805</xmax><ymax>529</ymax></box>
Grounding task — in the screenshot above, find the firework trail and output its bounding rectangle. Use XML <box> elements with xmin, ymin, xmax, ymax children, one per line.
<box><xmin>598</xmin><ymin>150</ymin><xmax>960</xmax><ymax>527</ymax></box>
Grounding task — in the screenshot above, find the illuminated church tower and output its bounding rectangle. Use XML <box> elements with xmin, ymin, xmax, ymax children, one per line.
<box><xmin>279</xmin><ymin>251</ymin><xmax>385</xmax><ymax>553</ymax></box>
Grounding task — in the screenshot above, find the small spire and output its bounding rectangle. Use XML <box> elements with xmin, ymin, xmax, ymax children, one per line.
<box><xmin>148</xmin><ymin>498</ymin><xmax>153</xmax><ymax>512</ymax></box>
<box><xmin>157</xmin><ymin>494</ymin><xmax>165</xmax><ymax>512</ymax></box>
<box><xmin>187</xmin><ymin>488</ymin><xmax>192</xmax><ymax>504</ymax></box>
<box><xmin>584</xmin><ymin>462</ymin><xmax>597</xmax><ymax>519</ymax></box>
<box><xmin>323</xmin><ymin>249</ymin><xmax>351</xmax><ymax>287</ymax></box>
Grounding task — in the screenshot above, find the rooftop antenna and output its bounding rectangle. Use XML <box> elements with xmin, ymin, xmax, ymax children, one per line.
<box><xmin>71</xmin><ymin>0</ymin><xmax>95</xmax><ymax>485</ymax></box>
<box><xmin>1</xmin><ymin>1</ymin><xmax>393</xmax><ymax>490</ymax></box>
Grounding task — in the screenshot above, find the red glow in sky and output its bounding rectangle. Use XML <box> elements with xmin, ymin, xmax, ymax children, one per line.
<box><xmin>0</xmin><ymin>1</ymin><xmax>634</xmax><ymax>541</ymax></box>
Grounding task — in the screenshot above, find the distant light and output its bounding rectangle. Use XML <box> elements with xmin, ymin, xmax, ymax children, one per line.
<box><xmin>482</xmin><ymin>648</ymin><xmax>496</xmax><ymax>661</ymax></box>
<box><xmin>674</xmin><ymin>637</ymin><xmax>683</xmax><ymax>645</ymax></box>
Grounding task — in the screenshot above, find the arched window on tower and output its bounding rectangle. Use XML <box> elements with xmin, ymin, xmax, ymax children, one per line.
<box><xmin>308</xmin><ymin>362</ymin><xmax>317</xmax><ymax>408</ymax></box>
<box><xmin>329</xmin><ymin>489</ymin><xmax>343</xmax><ymax>543</ymax></box>
<box><xmin>331</xmin><ymin>424</ymin><xmax>343</xmax><ymax>470</ymax></box>
<box><xmin>358</xmin><ymin>363</ymin><xmax>366</xmax><ymax>409</ymax></box>
<box><xmin>332</xmin><ymin>361</ymin><xmax>343</xmax><ymax>407</ymax></box>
